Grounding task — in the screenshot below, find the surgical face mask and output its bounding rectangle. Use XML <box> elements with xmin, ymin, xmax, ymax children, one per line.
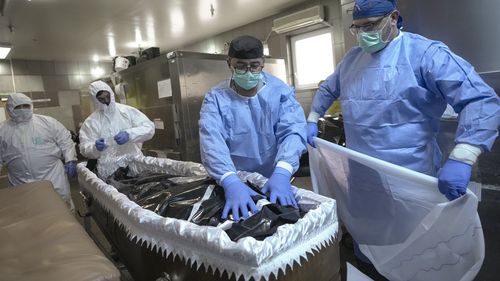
<box><xmin>232</xmin><ymin>70</ymin><xmax>262</xmax><ymax>90</ymax></box>
<box><xmin>357</xmin><ymin>16</ymin><xmax>394</xmax><ymax>53</ymax></box>
<box><xmin>12</xmin><ymin>108</ymin><xmax>33</xmax><ymax>122</ymax></box>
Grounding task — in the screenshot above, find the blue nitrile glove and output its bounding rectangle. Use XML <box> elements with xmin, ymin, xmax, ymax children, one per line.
<box><xmin>438</xmin><ymin>159</ymin><xmax>472</xmax><ymax>201</ymax></box>
<box><xmin>95</xmin><ymin>138</ymin><xmax>108</xmax><ymax>151</ymax></box>
<box><xmin>221</xmin><ymin>174</ymin><xmax>259</xmax><ymax>221</ymax></box>
<box><xmin>114</xmin><ymin>131</ymin><xmax>130</xmax><ymax>145</ymax></box>
<box><xmin>65</xmin><ymin>161</ymin><xmax>77</xmax><ymax>178</ymax></box>
<box><xmin>262</xmin><ymin>167</ymin><xmax>298</xmax><ymax>208</ymax></box>
<box><xmin>307</xmin><ymin>122</ymin><xmax>318</xmax><ymax>148</ymax></box>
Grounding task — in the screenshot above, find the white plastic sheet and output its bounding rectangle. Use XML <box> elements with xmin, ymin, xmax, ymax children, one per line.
<box><xmin>78</xmin><ymin>155</ymin><xmax>338</xmax><ymax>281</ymax></box>
<box><xmin>97</xmin><ymin>136</ymin><xmax>132</xmax><ymax>178</ymax></box>
<box><xmin>309</xmin><ymin>138</ymin><xmax>484</xmax><ymax>281</ymax></box>
<box><xmin>347</xmin><ymin>262</ymin><xmax>373</xmax><ymax>281</ymax></box>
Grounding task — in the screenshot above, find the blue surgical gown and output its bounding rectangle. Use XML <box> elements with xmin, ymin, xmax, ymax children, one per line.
<box><xmin>311</xmin><ymin>32</ymin><xmax>500</xmax><ymax>176</ymax></box>
<box><xmin>199</xmin><ymin>72</ymin><xmax>307</xmax><ymax>181</ymax></box>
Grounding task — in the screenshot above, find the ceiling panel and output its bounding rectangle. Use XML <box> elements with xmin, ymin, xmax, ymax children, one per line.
<box><xmin>0</xmin><ymin>0</ymin><xmax>308</xmax><ymax>61</ymax></box>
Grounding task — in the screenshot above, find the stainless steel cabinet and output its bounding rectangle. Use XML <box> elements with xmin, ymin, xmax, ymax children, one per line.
<box><xmin>116</xmin><ymin>51</ymin><xmax>286</xmax><ymax>162</ymax></box>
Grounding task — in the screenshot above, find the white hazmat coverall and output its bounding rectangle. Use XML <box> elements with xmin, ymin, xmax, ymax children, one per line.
<box><xmin>0</xmin><ymin>93</ymin><xmax>77</xmax><ymax>208</ymax></box>
<box><xmin>79</xmin><ymin>81</ymin><xmax>155</xmax><ymax>178</ymax></box>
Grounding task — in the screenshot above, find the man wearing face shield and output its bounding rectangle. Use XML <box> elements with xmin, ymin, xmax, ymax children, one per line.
<box><xmin>306</xmin><ymin>0</ymin><xmax>499</xmax><ymax>269</ymax></box>
<box><xmin>199</xmin><ymin>35</ymin><xmax>307</xmax><ymax>221</ymax></box>
<box><xmin>0</xmin><ymin>93</ymin><xmax>77</xmax><ymax>209</ymax></box>
<box><xmin>79</xmin><ymin>80</ymin><xmax>155</xmax><ymax>178</ymax></box>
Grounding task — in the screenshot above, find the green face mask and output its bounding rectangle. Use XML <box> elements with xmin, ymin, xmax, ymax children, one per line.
<box><xmin>357</xmin><ymin>16</ymin><xmax>394</xmax><ymax>53</ymax></box>
<box><xmin>357</xmin><ymin>30</ymin><xmax>388</xmax><ymax>53</ymax></box>
<box><xmin>232</xmin><ymin>71</ymin><xmax>262</xmax><ymax>90</ymax></box>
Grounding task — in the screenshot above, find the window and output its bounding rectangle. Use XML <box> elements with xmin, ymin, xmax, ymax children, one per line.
<box><xmin>291</xmin><ymin>28</ymin><xmax>335</xmax><ymax>89</ymax></box>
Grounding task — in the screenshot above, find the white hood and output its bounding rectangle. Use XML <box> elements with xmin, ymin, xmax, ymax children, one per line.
<box><xmin>7</xmin><ymin>93</ymin><xmax>33</xmax><ymax>123</ymax></box>
<box><xmin>88</xmin><ymin>80</ymin><xmax>116</xmax><ymax>112</ymax></box>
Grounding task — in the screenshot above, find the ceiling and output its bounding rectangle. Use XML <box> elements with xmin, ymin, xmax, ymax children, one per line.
<box><xmin>0</xmin><ymin>0</ymin><xmax>308</xmax><ymax>61</ymax></box>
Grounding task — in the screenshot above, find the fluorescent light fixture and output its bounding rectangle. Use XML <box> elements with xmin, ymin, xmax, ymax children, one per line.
<box><xmin>170</xmin><ymin>8</ymin><xmax>185</xmax><ymax>35</ymax></box>
<box><xmin>135</xmin><ymin>27</ymin><xmax>143</xmax><ymax>44</ymax></box>
<box><xmin>0</xmin><ymin>44</ymin><xmax>12</xmax><ymax>59</ymax></box>
<box><xmin>32</xmin><ymin>98</ymin><xmax>51</xmax><ymax>103</ymax></box>
<box><xmin>108</xmin><ymin>33</ymin><xmax>116</xmax><ymax>57</ymax></box>
<box><xmin>263</xmin><ymin>44</ymin><xmax>270</xmax><ymax>56</ymax></box>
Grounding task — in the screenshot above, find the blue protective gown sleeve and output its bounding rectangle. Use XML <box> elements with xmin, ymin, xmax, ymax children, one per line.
<box><xmin>199</xmin><ymin>92</ymin><xmax>237</xmax><ymax>182</ymax></box>
<box><xmin>421</xmin><ymin>44</ymin><xmax>500</xmax><ymax>152</ymax></box>
<box><xmin>310</xmin><ymin>64</ymin><xmax>342</xmax><ymax>120</ymax></box>
<box><xmin>274</xmin><ymin>88</ymin><xmax>307</xmax><ymax>172</ymax></box>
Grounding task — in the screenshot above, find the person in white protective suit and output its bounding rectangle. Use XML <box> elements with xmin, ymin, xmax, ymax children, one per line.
<box><xmin>78</xmin><ymin>80</ymin><xmax>155</xmax><ymax>178</ymax></box>
<box><xmin>0</xmin><ymin>93</ymin><xmax>77</xmax><ymax>209</ymax></box>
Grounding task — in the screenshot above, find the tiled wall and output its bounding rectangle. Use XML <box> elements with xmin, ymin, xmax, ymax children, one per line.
<box><xmin>0</xmin><ymin>59</ymin><xmax>112</xmax><ymax>108</ymax></box>
<box><xmin>0</xmin><ymin>59</ymin><xmax>112</xmax><ymax>130</ymax></box>
<box><xmin>180</xmin><ymin>0</ymin><xmax>345</xmax><ymax>116</ymax></box>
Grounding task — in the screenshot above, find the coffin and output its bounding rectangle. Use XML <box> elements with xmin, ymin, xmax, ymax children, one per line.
<box><xmin>77</xmin><ymin>156</ymin><xmax>340</xmax><ymax>281</ymax></box>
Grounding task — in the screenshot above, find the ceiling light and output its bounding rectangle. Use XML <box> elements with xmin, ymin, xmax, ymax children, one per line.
<box><xmin>91</xmin><ymin>66</ymin><xmax>105</xmax><ymax>77</ymax></box>
<box><xmin>0</xmin><ymin>44</ymin><xmax>12</xmax><ymax>59</ymax></box>
<box><xmin>108</xmin><ymin>36</ymin><xmax>116</xmax><ymax>57</ymax></box>
<box><xmin>170</xmin><ymin>8</ymin><xmax>185</xmax><ymax>34</ymax></box>
<box><xmin>263</xmin><ymin>44</ymin><xmax>270</xmax><ymax>56</ymax></box>
<box><xmin>32</xmin><ymin>98</ymin><xmax>51</xmax><ymax>103</ymax></box>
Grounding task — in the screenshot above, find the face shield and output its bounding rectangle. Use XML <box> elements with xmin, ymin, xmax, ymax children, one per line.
<box><xmin>350</xmin><ymin>12</ymin><xmax>393</xmax><ymax>36</ymax></box>
<box><xmin>351</xmin><ymin>12</ymin><xmax>397</xmax><ymax>53</ymax></box>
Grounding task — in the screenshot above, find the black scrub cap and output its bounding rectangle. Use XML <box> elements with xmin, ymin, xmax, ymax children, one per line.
<box><xmin>228</xmin><ymin>35</ymin><xmax>263</xmax><ymax>59</ymax></box>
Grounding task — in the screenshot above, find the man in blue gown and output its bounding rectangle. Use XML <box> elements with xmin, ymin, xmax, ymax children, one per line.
<box><xmin>199</xmin><ymin>35</ymin><xmax>307</xmax><ymax>221</ymax></box>
<box><xmin>307</xmin><ymin>0</ymin><xmax>499</xmax><ymax>271</ymax></box>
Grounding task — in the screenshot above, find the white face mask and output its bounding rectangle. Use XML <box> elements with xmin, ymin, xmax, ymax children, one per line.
<box><xmin>12</xmin><ymin>108</ymin><xmax>33</xmax><ymax>122</ymax></box>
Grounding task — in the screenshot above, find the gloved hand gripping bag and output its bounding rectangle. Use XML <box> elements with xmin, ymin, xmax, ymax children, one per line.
<box><xmin>225</xmin><ymin>204</ymin><xmax>305</xmax><ymax>241</ymax></box>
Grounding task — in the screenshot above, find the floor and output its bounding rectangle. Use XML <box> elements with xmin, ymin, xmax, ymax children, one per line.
<box><xmin>68</xmin><ymin>176</ymin><xmax>134</xmax><ymax>281</ymax></box>
<box><xmin>64</xmin><ymin>174</ymin><xmax>500</xmax><ymax>281</ymax></box>
<box><xmin>1</xmin><ymin>163</ymin><xmax>496</xmax><ymax>281</ymax></box>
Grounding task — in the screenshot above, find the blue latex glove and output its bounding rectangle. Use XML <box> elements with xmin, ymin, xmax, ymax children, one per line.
<box><xmin>65</xmin><ymin>161</ymin><xmax>77</xmax><ymax>178</ymax></box>
<box><xmin>262</xmin><ymin>167</ymin><xmax>298</xmax><ymax>208</ymax></box>
<box><xmin>95</xmin><ymin>138</ymin><xmax>108</xmax><ymax>151</ymax></box>
<box><xmin>438</xmin><ymin>159</ymin><xmax>472</xmax><ymax>201</ymax></box>
<box><xmin>114</xmin><ymin>131</ymin><xmax>130</xmax><ymax>145</ymax></box>
<box><xmin>221</xmin><ymin>174</ymin><xmax>259</xmax><ymax>221</ymax></box>
<box><xmin>307</xmin><ymin>122</ymin><xmax>318</xmax><ymax>148</ymax></box>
